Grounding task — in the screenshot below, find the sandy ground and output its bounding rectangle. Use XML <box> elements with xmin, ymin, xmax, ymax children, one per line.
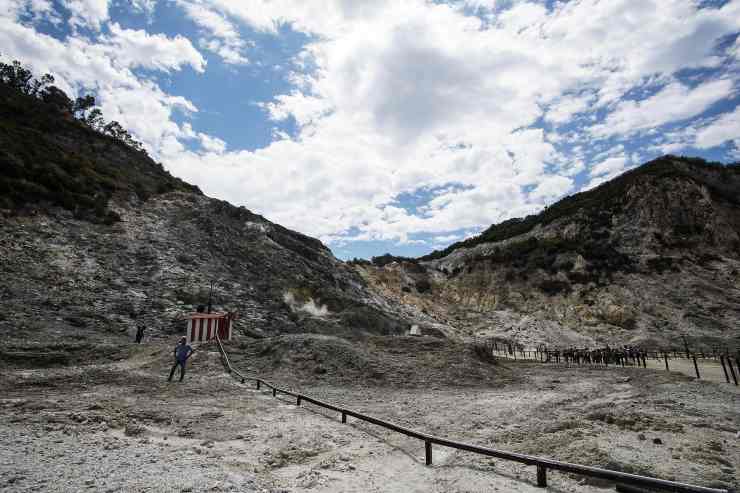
<box><xmin>1</xmin><ymin>339</ymin><xmax>739</xmax><ymax>492</ymax></box>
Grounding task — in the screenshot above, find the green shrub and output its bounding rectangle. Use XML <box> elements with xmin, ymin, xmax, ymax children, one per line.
<box><xmin>415</xmin><ymin>278</ymin><xmax>432</xmax><ymax>293</ymax></box>
<box><xmin>539</xmin><ymin>279</ymin><xmax>572</xmax><ymax>296</ymax></box>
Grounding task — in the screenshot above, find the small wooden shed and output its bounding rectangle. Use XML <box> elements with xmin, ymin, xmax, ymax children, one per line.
<box><xmin>186</xmin><ymin>312</ymin><xmax>235</xmax><ymax>343</ymax></box>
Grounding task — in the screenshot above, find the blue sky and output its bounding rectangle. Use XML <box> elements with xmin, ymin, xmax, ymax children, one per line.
<box><xmin>2</xmin><ymin>0</ymin><xmax>740</xmax><ymax>260</ymax></box>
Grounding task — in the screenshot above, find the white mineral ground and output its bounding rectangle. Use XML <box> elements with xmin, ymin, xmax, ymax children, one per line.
<box><xmin>1</xmin><ymin>338</ymin><xmax>738</xmax><ymax>492</ymax></box>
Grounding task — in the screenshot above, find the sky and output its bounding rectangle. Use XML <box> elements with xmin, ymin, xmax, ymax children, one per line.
<box><xmin>1</xmin><ymin>0</ymin><xmax>739</xmax><ymax>260</ymax></box>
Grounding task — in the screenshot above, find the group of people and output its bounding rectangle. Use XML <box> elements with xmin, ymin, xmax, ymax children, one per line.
<box><xmin>499</xmin><ymin>339</ymin><xmax>649</xmax><ymax>366</ymax></box>
<box><xmin>547</xmin><ymin>346</ymin><xmax>647</xmax><ymax>366</ymax></box>
<box><xmin>132</xmin><ymin>324</ymin><xmax>194</xmax><ymax>382</ymax></box>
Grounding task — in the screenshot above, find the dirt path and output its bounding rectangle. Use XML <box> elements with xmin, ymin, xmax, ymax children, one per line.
<box><xmin>1</xmin><ymin>340</ymin><xmax>738</xmax><ymax>492</ymax></box>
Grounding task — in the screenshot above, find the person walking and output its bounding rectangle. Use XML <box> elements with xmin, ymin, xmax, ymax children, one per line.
<box><xmin>168</xmin><ymin>337</ymin><xmax>193</xmax><ymax>382</ymax></box>
<box><xmin>135</xmin><ymin>325</ymin><xmax>145</xmax><ymax>344</ymax></box>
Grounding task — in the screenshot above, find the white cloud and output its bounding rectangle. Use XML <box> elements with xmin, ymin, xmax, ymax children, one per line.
<box><xmin>198</xmin><ymin>133</ymin><xmax>227</xmax><ymax>153</ymax></box>
<box><xmin>176</xmin><ymin>0</ymin><xmax>249</xmax><ymax>64</ymax></box>
<box><xmin>530</xmin><ymin>175</ymin><xmax>574</xmax><ymax>201</ymax></box>
<box><xmin>61</xmin><ymin>0</ymin><xmax>109</xmax><ymax>30</ymax></box>
<box><xmin>583</xmin><ymin>155</ymin><xmax>635</xmax><ymax>191</ymax></box>
<box><xmin>590</xmin><ymin>156</ymin><xmax>628</xmax><ymax>178</ymax></box>
<box><xmin>432</xmin><ymin>234</ymin><xmax>461</xmax><ymax>244</ymax></box>
<box><xmin>3</xmin><ymin>0</ymin><xmax>740</xmax><ymax>248</ymax></box>
<box><xmin>0</xmin><ymin>0</ymin><xmax>57</xmax><ymax>22</ymax></box>
<box><xmin>157</xmin><ymin>0</ymin><xmax>740</xmax><ymax>244</ymax></box>
<box><xmin>591</xmin><ymin>79</ymin><xmax>735</xmax><ymax>138</ymax></box>
<box><xmin>731</xmin><ymin>37</ymin><xmax>740</xmax><ymax>61</ymax></box>
<box><xmin>695</xmin><ymin>105</ymin><xmax>740</xmax><ymax>149</ymax></box>
<box><xmin>102</xmin><ymin>23</ymin><xmax>206</xmax><ymax>73</ymax></box>
<box><xmin>545</xmin><ymin>92</ymin><xmax>594</xmax><ymax>124</ymax></box>
<box><xmin>128</xmin><ymin>0</ymin><xmax>156</xmax><ymax>15</ymax></box>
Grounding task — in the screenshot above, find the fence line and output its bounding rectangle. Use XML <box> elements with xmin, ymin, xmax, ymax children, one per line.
<box><xmin>487</xmin><ymin>344</ymin><xmax>740</xmax><ymax>386</ymax></box>
<box><xmin>212</xmin><ymin>333</ymin><xmax>730</xmax><ymax>493</ymax></box>
<box><xmin>484</xmin><ymin>340</ymin><xmax>740</xmax><ymax>364</ymax></box>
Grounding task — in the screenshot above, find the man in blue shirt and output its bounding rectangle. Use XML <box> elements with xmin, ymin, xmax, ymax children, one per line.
<box><xmin>168</xmin><ymin>337</ymin><xmax>193</xmax><ymax>382</ymax></box>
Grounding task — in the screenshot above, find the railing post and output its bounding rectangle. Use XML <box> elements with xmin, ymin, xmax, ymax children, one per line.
<box><xmin>537</xmin><ymin>464</ymin><xmax>547</xmax><ymax>487</ymax></box>
<box><xmin>425</xmin><ymin>440</ymin><xmax>432</xmax><ymax>466</ymax></box>
<box><xmin>256</xmin><ymin>380</ymin><xmax>261</xmax><ymax>390</ymax></box>
<box><xmin>692</xmin><ymin>354</ymin><xmax>700</xmax><ymax>379</ymax></box>
<box><xmin>341</xmin><ymin>412</ymin><xmax>347</xmax><ymax>424</ymax></box>
<box><xmin>241</xmin><ymin>378</ymin><xmax>245</xmax><ymax>384</ymax></box>
<box><xmin>728</xmin><ymin>357</ymin><xmax>738</xmax><ymax>386</ymax></box>
<box><xmin>664</xmin><ymin>353</ymin><xmax>669</xmax><ymax>371</ymax></box>
<box><xmin>720</xmin><ymin>356</ymin><xmax>730</xmax><ymax>383</ymax></box>
<box><xmin>297</xmin><ymin>396</ymin><xmax>302</xmax><ymax>406</ymax></box>
<box><xmin>272</xmin><ymin>388</ymin><xmax>277</xmax><ymax>397</ymax></box>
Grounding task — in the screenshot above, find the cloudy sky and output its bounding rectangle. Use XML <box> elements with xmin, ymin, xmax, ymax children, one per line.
<box><xmin>2</xmin><ymin>0</ymin><xmax>739</xmax><ymax>259</ymax></box>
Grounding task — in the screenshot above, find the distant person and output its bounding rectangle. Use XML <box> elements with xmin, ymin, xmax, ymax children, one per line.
<box><xmin>135</xmin><ymin>325</ymin><xmax>145</xmax><ymax>344</ymax></box>
<box><xmin>168</xmin><ymin>337</ymin><xmax>194</xmax><ymax>382</ymax></box>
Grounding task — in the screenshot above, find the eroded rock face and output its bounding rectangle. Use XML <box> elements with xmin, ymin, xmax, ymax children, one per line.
<box><xmin>0</xmin><ymin>83</ymin><xmax>417</xmax><ymax>348</ymax></box>
<box><xmin>357</xmin><ymin>158</ymin><xmax>740</xmax><ymax>349</ymax></box>
<box><xmin>0</xmin><ymin>192</ymin><xmax>410</xmax><ymax>345</ymax></box>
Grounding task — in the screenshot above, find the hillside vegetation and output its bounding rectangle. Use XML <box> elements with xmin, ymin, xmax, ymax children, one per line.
<box><xmin>0</xmin><ymin>60</ymin><xmax>198</xmax><ymax>223</ymax></box>
<box><xmin>421</xmin><ymin>156</ymin><xmax>740</xmax><ymax>261</ymax></box>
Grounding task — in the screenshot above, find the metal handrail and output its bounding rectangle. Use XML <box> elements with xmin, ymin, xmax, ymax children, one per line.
<box><xmin>212</xmin><ymin>333</ymin><xmax>731</xmax><ymax>493</ymax></box>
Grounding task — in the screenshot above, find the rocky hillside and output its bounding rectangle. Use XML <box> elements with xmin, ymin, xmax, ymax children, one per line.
<box><xmin>0</xmin><ymin>80</ymin><xmax>411</xmax><ymax>351</ymax></box>
<box><xmin>356</xmin><ymin>156</ymin><xmax>740</xmax><ymax>350</ymax></box>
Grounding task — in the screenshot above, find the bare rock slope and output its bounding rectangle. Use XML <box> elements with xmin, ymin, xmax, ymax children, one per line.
<box><xmin>0</xmin><ymin>82</ymin><xmax>409</xmax><ymax>354</ymax></box>
<box><xmin>357</xmin><ymin>157</ymin><xmax>740</xmax><ymax>349</ymax></box>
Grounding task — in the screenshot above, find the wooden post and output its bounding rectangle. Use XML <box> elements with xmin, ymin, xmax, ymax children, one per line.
<box><xmin>256</xmin><ymin>380</ymin><xmax>261</xmax><ymax>390</ymax></box>
<box><xmin>297</xmin><ymin>396</ymin><xmax>302</xmax><ymax>406</ymax></box>
<box><xmin>720</xmin><ymin>356</ymin><xmax>730</xmax><ymax>383</ymax></box>
<box><xmin>682</xmin><ymin>336</ymin><xmax>690</xmax><ymax>359</ymax></box>
<box><xmin>342</xmin><ymin>412</ymin><xmax>347</xmax><ymax>423</ymax></box>
<box><xmin>241</xmin><ymin>378</ymin><xmax>245</xmax><ymax>384</ymax></box>
<box><xmin>664</xmin><ymin>353</ymin><xmax>669</xmax><ymax>371</ymax></box>
<box><xmin>692</xmin><ymin>354</ymin><xmax>700</xmax><ymax>379</ymax></box>
<box><xmin>728</xmin><ymin>358</ymin><xmax>738</xmax><ymax>386</ymax></box>
<box><xmin>425</xmin><ymin>440</ymin><xmax>432</xmax><ymax>466</ymax></box>
<box><xmin>272</xmin><ymin>388</ymin><xmax>277</xmax><ymax>397</ymax></box>
<box><xmin>537</xmin><ymin>465</ymin><xmax>547</xmax><ymax>487</ymax></box>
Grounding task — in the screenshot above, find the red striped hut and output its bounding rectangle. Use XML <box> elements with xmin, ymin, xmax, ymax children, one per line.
<box><xmin>186</xmin><ymin>312</ymin><xmax>235</xmax><ymax>343</ymax></box>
